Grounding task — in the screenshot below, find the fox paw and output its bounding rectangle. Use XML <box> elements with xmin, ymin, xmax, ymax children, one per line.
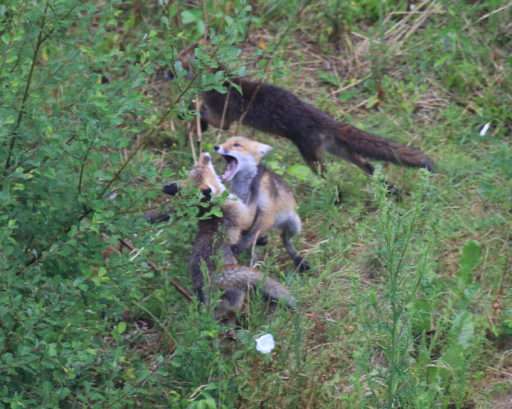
<box><xmin>162</xmin><ymin>183</ymin><xmax>179</xmax><ymax>196</ymax></box>
<box><xmin>294</xmin><ymin>257</ymin><xmax>310</xmax><ymax>273</ymax></box>
<box><xmin>384</xmin><ymin>181</ymin><xmax>400</xmax><ymax>200</ymax></box>
<box><xmin>256</xmin><ymin>236</ymin><xmax>268</xmax><ymax>246</ymax></box>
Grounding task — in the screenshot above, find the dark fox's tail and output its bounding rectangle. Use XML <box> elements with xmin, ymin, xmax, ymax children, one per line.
<box><xmin>334</xmin><ymin>124</ymin><xmax>435</xmax><ymax>171</ymax></box>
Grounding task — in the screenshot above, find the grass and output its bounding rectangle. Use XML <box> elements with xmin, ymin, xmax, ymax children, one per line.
<box><xmin>151</xmin><ymin>2</ymin><xmax>511</xmax><ymax>408</ymax></box>
<box><xmin>154</xmin><ymin>2</ymin><xmax>511</xmax><ymax>408</ymax></box>
<box><xmin>2</xmin><ymin>0</ymin><xmax>510</xmax><ymax>407</ymax></box>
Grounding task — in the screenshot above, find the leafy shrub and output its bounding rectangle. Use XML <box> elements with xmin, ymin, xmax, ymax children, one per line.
<box><xmin>0</xmin><ymin>0</ymin><xmax>251</xmax><ymax>407</ymax></box>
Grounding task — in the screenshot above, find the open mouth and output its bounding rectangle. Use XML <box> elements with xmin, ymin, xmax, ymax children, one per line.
<box><xmin>221</xmin><ymin>155</ymin><xmax>238</xmax><ymax>181</ymax></box>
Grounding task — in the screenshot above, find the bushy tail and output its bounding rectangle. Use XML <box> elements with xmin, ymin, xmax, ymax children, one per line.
<box><xmin>335</xmin><ymin>124</ymin><xmax>435</xmax><ymax>171</ymax></box>
<box><xmin>216</xmin><ymin>265</ymin><xmax>296</xmax><ymax>309</ymax></box>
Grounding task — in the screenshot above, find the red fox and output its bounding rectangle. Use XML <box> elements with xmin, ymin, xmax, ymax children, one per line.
<box><xmin>172</xmin><ymin>150</ymin><xmax>254</xmax><ymax>246</ymax></box>
<box><xmin>175</xmin><ymin>44</ymin><xmax>434</xmax><ymax>179</ymax></box>
<box><xmin>214</xmin><ymin>136</ymin><xmax>309</xmax><ymax>272</ymax></box>
<box><xmin>163</xmin><ymin>152</ymin><xmax>295</xmax><ymax>324</ymax></box>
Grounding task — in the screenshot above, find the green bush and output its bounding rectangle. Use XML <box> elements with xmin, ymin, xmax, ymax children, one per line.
<box><xmin>0</xmin><ymin>1</ymin><xmax>252</xmax><ymax>407</ymax></box>
<box><xmin>1</xmin><ymin>0</ymin><xmax>510</xmax><ymax>408</ymax></box>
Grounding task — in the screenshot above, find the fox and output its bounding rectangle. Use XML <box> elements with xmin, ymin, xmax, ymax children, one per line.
<box><xmin>166</xmin><ymin>151</ymin><xmax>254</xmax><ymax>246</ymax></box>
<box><xmin>175</xmin><ymin>44</ymin><xmax>434</xmax><ymax>182</ymax></box>
<box><xmin>214</xmin><ymin>136</ymin><xmax>309</xmax><ymax>272</ymax></box>
<box><xmin>163</xmin><ymin>152</ymin><xmax>295</xmax><ymax>324</ymax></box>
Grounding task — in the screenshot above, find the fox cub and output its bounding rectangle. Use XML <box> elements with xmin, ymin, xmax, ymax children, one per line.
<box><xmin>214</xmin><ymin>136</ymin><xmax>309</xmax><ymax>272</ymax></box>
<box><xmin>175</xmin><ymin>43</ymin><xmax>434</xmax><ymax>182</ymax></box>
<box><xmin>164</xmin><ymin>152</ymin><xmax>295</xmax><ymax>324</ymax></box>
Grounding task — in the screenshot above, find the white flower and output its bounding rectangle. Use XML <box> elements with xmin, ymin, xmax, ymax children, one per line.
<box><xmin>255</xmin><ymin>334</ymin><xmax>275</xmax><ymax>354</ymax></box>
<box><xmin>479</xmin><ymin>122</ymin><xmax>491</xmax><ymax>136</ymax></box>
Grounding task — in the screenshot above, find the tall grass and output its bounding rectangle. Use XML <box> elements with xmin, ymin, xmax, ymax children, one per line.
<box><xmin>1</xmin><ymin>0</ymin><xmax>510</xmax><ymax>407</ymax></box>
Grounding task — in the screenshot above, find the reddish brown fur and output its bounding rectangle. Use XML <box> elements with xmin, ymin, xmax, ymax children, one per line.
<box><xmin>180</xmin><ymin>153</ymin><xmax>296</xmax><ymax>323</ymax></box>
<box><xmin>216</xmin><ymin>137</ymin><xmax>308</xmax><ymax>271</ymax></box>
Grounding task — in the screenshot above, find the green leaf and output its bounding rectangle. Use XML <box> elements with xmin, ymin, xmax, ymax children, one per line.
<box><xmin>137</xmin><ymin>369</ymin><xmax>152</xmax><ymax>382</ymax></box>
<box><xmin>317</xmin><ymin>71</ymin><xmax>340</xmax><ymax>87</ymax></box>
<box><xmin>457</xmin><ymin>240</ymin><xmax>481</xmax><ymax>285</ymax></box>
<box><xmin>449</xmin><ymin>311</ymin><xmax>474</xmax><ymax>349</ymax></box>
<box><xmin>338</xmin><ymin>89</ymin><xmax>358</xmax><ymax>102</ymax></box>
<box><xmin>181</xmin><ymin>10</ymin><xmax>197</xmax><ymax>24</ymax></box>
<box><xmin>365</xmin><ymin>95</ymin><xmax>380</xmax><ymax>109</ymax></box>
<box><xmin>117</xmin><ymin>321</ymin><xmax>127</xmax><ymax>334</ymax></box>
<box><xmin>285</xmin><ymin>163</ymin><xmax>314</xmax><ymax>181</ymax></box>
<box><xmin>203</xmin><ymin>392</ymin><xmax>217</xmax><ymax>408</ymax></box>
<box><xmin>168</xmin><ymin>5</ymin><xmax>177</xmax><ymax>19</ymax></box>
<box><xmin>1</xmin><ymin>32</ymin><xmax>10</xmax><ymax>44</ymax></box>
<box><xmin>47</xmin><ymin>343</ymin><xmax>57</xmax><ymax>357</ymax></box>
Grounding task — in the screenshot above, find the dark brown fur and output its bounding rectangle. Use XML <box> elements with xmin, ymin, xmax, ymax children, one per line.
<box><xmin>188</xmin><ymin>205</ymin><xmax>236</xmax><ymax>304</ymax></box>
<box><xmin>199</xmin><ymin>76</ymin><xmax>434</xmax><ymax>176</ymax></box>
<box><xmin>164</xmin><ymin>152</ymin><xmax>295</xmax><ymax>323</ymax></box>
<box><xmin>189</xmin><ymin>206</ymin><xmax>295</xmax><ymax>323</ymax></box>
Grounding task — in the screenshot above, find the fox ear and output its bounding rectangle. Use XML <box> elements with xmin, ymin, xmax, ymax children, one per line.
<box><xmin>198</xmin><ymin>152</ymin><xmax>211</xmax><ymax>165</ymax></box>
<box><xmin>259</xmin><ymin>143</ymin><xmax>273</xmax><ymax>157</ymax></box>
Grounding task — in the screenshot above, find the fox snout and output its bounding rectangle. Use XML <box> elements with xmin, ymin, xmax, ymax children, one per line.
<box><xmin>214</xmin><ymin>145</ymin><xmax>227</xmax><ymax>155</ymax></box>
<box><xmin>214</xmin><ymin>145</ymin><xmax>228</xmax><ymax>155</ymax></box>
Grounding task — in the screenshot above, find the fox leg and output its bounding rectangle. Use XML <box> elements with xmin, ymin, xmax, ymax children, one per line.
<box><xmin>256</xmin><ymin>236</ymin><xmax>268</xmax><ymax>246</ymax></box>
<box><xmin>344</xmin><ymin>152</ymin><xmax>375</xmax><ymax>175</ymax></box>
<box><xmin>233</xmin><ymin>213</ymin><xmax>274</xmax><ymax>256</ymax></box>
<box><xmin>234</xmin><ymin>226</ymin><xmax>269</xmax><ymax>267</ymax></box>
<box><xmin>325</xmin><ymin>142</ymin><xmax>375</xmax><ymax>174</ymax></box>
<box><xmin>279</xmin><ymin>212</ymin><xmax>310</xmax><ymax>272</ymax></box>
<box><xmin>295</xmin><ymin>141</ymin><xmax>327</xmax><ymax>174</ymax></box>
<box><xmin>326</xmin><ymin>144</ymin><xmax>398</xmax><ymax>196</ymax></box>
<box><xmin>340</xmin><ymin>152</ymin><xmax>398</xmax><ymax>195</ymax></box>
<box><xmin>282</xmin><ymin>230</ymin><xmax>309</xmax><ymax>272</ymax></box>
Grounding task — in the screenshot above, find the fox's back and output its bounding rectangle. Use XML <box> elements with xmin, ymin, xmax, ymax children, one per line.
<box><xmin>240</xmin><ymin>80</ymin><xmax>337</xmax><ymax>141</ymax></box>
<box><xmin>256</xmin><ymin>169</ymin><xmax>297</xmax><ymax>219</ymax></box>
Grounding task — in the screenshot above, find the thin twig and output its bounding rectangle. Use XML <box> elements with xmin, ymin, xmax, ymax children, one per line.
<box><xmin>194</xmin><ymin>96</ymin><xmax>203</xmax><ymax>154</ymax></box>
<box><xmin>332</xmin><ymin>74</ymin><xmax>371</xmax><ymax>95</ymax></box>
<box><xmin>476</xmin><ymin>2</ymin><xmax>512</xmax><ymax>24</ymax></box>
<box><xmin>78</xmin><ymin>136</ymin><xmax>96</xmax><ymax>195</ymax></box>
<box><xmin>188</xmin><ymin>124</ymin><xmax>198</xmax><ymax>164</ymax></box>
<box><xmin>4</xmin><ymin>0</ymin><xmax>50</xmax><ymax>174</ymax></box>
<box><xmin>119</xmin><ymin>238</ymin><xmax>193</xmax><ymax>301</ymax></box>
<box><xmin>234</xmin><ymin>0</ymin><xmax>312</xmax><ymax>134</ymax></box>
<box><xmin>215</xmin><ymin>83</ymin><xmax>232</xmax><ymax>145</ymax></box>
<box><xmin>97</xmin><ymin>72</ymin><xmax>200</xmax><ymax>199</ymax></box>
<box><xmin>201</xmin><ymin>0</ymin><xmax>208</xmax><ymax>43</ymax></box>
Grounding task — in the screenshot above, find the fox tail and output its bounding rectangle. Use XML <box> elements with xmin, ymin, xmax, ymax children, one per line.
<box><xmin>215</xmin><ymin>265</ymin><xmax>296</xmax><ymax>310</ymax></box>
<box><xmin>333</xmin><ymin>124</ymin><xmax>435</xmax><ymax>171</ymax></box>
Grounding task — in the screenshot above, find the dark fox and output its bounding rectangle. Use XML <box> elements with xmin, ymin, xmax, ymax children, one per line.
<box><xmin>163</xmin><ymin>152</ymin><xmax>295</xmax><ymax>324</ymax></box>
<box><xmin>200</xmin><ymin>76</ymin><xmax>434</xmax><ymax>176</ymax></box>
<box><xmin>176</xmin><ymin>45</ymin><xmax>434</xmax><ymax>178</ymax></box>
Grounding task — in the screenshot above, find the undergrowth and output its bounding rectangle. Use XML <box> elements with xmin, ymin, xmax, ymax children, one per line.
<box><xmin>0</xmin><ymin>0</ymin><xmax>510</xmax><ymax>408</ymax></box>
